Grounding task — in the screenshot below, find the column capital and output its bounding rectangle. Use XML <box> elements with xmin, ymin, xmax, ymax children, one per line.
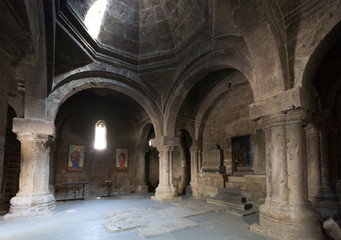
<box><xmin>150</xmin><ymin>136</ymin><xmax>180</xmax><ymax>148</ymax></box>
<box><xmin>190</xmin><ymin>140</ymin><xmax>201</xmax><ymax>152</ymax></box>
<box><xmin>286</xmin><ymin>109</ymin><xmax>311</xmax><ymax>126</ymax></box>
<box><xmin>263</xmin><ymin>112</ymin><xmax>287</xmax><ymax>129</ymax></box>
<box><xmin>16</xmin><ymin>132</ymin><xmax>53</xmax><ymax>143</ymax></box>
<box><xmin>13</xmin><ymin>118</ymin><xmax>55</xmax><ymax>142</ymax></box>
<box><xmin>156</xmin><ymin>145</ymin><xmax>177</xmax><ymax>153</ymax></box>
<box><xmin>305</xmin><ymin>122</ymin><xmax>320</xmax><ymax>137</ymax></box>
<box><xmin>249</xmin><ymin>87</ymin><xmax>315</xmax><ymax>121</ymax></box>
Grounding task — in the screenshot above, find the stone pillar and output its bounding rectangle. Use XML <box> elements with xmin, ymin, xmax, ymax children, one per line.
<box><xmin>3</xmin><ymin>118</ymin><xmax>55</xmax><ymax>220</ymax></box>
<box><xmin>258</xmin><ymin>113</ymin><xmax>289</xmax><ymax>222</ymax></box>
<box><xmin>286</xmin><ymin>110</ymin><xmax>321</xmax><ymax>238</ymax></box>
<box><xmin>320</xmin><ymin>122</ymin><xmax>338</xmax><ymax>201</ymax></box>
<box><xmin>253</xmin><ymin>110</ymin><xmax>322</xmax><ymax>240</ymax></box>
<box><xmin>190</xmin><ymin>144</ymin><xmax>200</xmax><ymax>187</ymax></box>
<box><xmin>136</xmin><ymin>148</ymin><xmax>148</xmax><ymax>192</ymax></box>
<box><xmin>151</xmin><ymin>136</ymin><xmax>181</xmax><ymax>201</ymax></box>
<box><xmin>306</xmin><ymin>122</ymin><xmax>323</xmax><ymax>202</ymax></box>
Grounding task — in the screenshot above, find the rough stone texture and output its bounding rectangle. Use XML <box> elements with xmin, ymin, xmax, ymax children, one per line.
<box><xmin>197</xmin><ymin>81</ymin><xmax>258</xmax><ymax>189</ymax></box>
<box><xmin>68</xmin><ymin>0</ymin><xmax>139</xmax><ymax>56</ymax></box>
<box><xmin>54</xmin><ymin>91</ymin><xmax>139</xmax><ymax>198</ymax></box>
<box><xmin>138</xmin><ymin>218</ymin><xmax>198</xmax><ymax>238</ymax></box>
<box><xmin>105</xmin><ymin>198</ymin><xmax>228</xmax><ymax>237</ymax></box>
<box><xmin>192</xmin><ymin>173</ymin><xmax>225</xmax><ymax>200</ymax></box>
<box><xmin>4</xmin><ymin>118</ymin><xmax>55</xmax><ymax>220</ymax></box>
<box><xmin>3</xmin><ymin>1</ymin><xmax>341</xmax><ymax>239</ymax></box>
<box><xmin>152</xmin><ymin>139</ymin><xmax>182</xmax><ymax>202</ymax></box>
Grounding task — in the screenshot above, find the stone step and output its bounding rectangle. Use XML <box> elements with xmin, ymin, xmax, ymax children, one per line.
<box><xmin>215</xmin><ymin>194</ymin><xmax>246</xmax><ymax>203</ymax></box>
<box><xmin>224</xmin><ymin>208</ymin><xmax>257</xmax><ymax>217</ymax></box>
<box><xmin>207</xmin><ymin>197</ymin><xmax>253</xmax><ymax>211</ymax></box>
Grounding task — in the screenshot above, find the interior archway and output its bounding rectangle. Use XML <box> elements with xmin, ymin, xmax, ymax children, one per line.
<box><xmin>307</xmin><ymin>40</ymin><xmax>341</xmax><ymax>217</ymax></box>
<box><xmin>52</xmin><ymin>88</ymin><xmax>150</xmax><ymax>199</ymax></box>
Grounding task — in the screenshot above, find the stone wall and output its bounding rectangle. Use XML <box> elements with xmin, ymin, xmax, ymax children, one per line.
<box><xmin>54</xmin><ymin>106</ymin><xmax>138</xmax><ymax>199</ymax></box>
<box><xmin>202</xmin><ymin>83</ymin><xmax>255</xmax><ymax>171</ymax></box>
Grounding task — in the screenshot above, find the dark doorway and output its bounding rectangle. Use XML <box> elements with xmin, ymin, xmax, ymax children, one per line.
<box><xmin>1</xmin><ymin>106</ymin><xmax>20</xmax><ymax>205</ymax></box>
<box><xmin>145</xmin><ymin>127</ymin><xmax>159</xmax><ymax>192</ymax></box>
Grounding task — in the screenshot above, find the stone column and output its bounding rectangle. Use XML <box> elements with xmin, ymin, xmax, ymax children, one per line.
<box><xmin>152</xmin><ymin>140</ymin><xmax>181</xmax><ymax>201</ymax></box>
<box><xmin>320</xmin><ymin>121</ymin><xmax>338</xmax><ymax>201</ymax></box>
<box><xmin>3</xmin><ymin>118</ymin><xmax>55</xmax><ymax>220</ymax></box>
<box><xmin>305</xmin><ymin>122</ymin><xmax>323</xmax><ymax>202</ymax></box>
<box><xmin>190</xmin><ymin>144</ymin><xmax>200</xmax><ymax>187</ymax></box>
<box><xmin>254</xmin><ymin>110</ymin><xmax>322</xmax><ymax>240</ymax></box>
<box><xmin>136</xmin><ymin>148</ymin><xmax>148</xmax><ymax>192</ymax></box>
<box><xmin>258</xmin><ymin>113</ymin><xmax>289</xmax><ymax>223</ymax></box>
<box><xmin>285</xmin><ymin>110</ymin><xmax>321</xmax><ymax>239</ymax></box>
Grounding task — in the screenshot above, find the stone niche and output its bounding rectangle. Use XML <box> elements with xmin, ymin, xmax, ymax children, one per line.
<box><xmin>53</xmin><ymin>106</ymin><xmax>138</xmax><ymax>199</ymax></box>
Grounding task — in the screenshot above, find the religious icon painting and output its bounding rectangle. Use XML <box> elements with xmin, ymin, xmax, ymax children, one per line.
<box><xmin>115</xmin><ymin>148</ymin><xmax>128</xmax><ymax>171</ymax></box>
<box><xmin>68</xmin><ymin>144</ymin><xmax>85</xmax><ymax>172</ymax></box>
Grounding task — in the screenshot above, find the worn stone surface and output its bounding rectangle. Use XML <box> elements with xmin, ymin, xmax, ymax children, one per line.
<box><xmin>2</xmin><ymin>1</ymin><xmax>341</xmax><ymax>240</ymax></box>
<box><xmin>138</xmin><ymin>218</ymin><xmax>198</xmax><ymax>238</ymax></box>
<box><xmin>4</xmin><ymin>119</ymin><xmax>55</xmax><ymax>220</ymax></box>
<box><xmin>104</xmin><ymin>198</ymin><xmax>228</xmax><ymax>237</ymax></box>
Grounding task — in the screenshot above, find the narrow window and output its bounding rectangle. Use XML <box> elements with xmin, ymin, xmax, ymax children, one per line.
<box><xmin>94</xmin><ymin>120</ymin><xmax>107</xmax><ymax>150</ymax></box>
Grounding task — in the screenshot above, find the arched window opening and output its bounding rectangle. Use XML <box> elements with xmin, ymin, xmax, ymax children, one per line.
<box><xmin>94</xmin><ymin>120</ymin><xmax>107</xmax><ymax>150</ymax></box>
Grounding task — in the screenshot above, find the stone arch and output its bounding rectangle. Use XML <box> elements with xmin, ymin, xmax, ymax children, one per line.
<box><xmin>196</xmin><ymin>72</ymin><xmax>252</xmax><ymax>143</ymax></box>
<box><xmin>164</xmin><ymin>47</ymin><xmax>254</xmax><ymax>137</ymax></box>
<box><xmin>138</xmin><ymin>122</ymin><xmax>155</xmax><ymax>150</ymax></box>
<box><xmin>299</xmin><ymin>7</ymin><xmax>341</xmax><ymax>89</ymax></box>
<box><xmin>46</xmin><ymin>77</ymin><xmax>163</xmax><ymax>138</ymax></box>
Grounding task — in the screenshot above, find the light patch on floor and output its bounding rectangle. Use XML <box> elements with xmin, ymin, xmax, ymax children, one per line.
<box><xmin>137</xmin><ymin>218</ymin><xmax>198</xmax><ymax>238</ymax></box>
<box><xmin>104</xmin><ymin>198</ymin><xmax>231</xmax><ymax>238</ymax></box>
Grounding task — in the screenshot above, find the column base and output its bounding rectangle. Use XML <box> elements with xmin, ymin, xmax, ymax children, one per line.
<box><xmin>136</xmin><ymin>184</ymin><xmax>148</xmax><ymax>193</ymax></box>
<box><xmin>152</xmin><ymin>185</ymin><xmax>182</xmax><ymax>202</ymax></box>
<box><xmin>3</xmin><ymin>193</ymin><xmax>55</xmax><ymax>221</ymax></box>
<box><xmin>254</xmin><ymin>201</ymin><xmax>322</xmax><ymax>240</ymax></box>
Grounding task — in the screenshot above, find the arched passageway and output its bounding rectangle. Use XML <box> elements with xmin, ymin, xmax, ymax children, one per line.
<box><xmin>52</xmin><ymin>88</ymin><xmax>154</xmax><ymax>199</ymax></box>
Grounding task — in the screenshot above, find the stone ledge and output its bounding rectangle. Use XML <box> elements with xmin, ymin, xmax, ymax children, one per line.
<box><xmin>249</xmin><ymin>87</ymin><xmax>314</xmax><ymax>120</ymax></box>
<box><xmin>13</xmin><ymin>118</ymin><xmax>54</xmax><ymax>136</ymax></box>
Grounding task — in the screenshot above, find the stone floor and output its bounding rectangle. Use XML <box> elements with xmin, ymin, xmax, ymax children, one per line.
<box><xmin>0</xmin><ymin>194</ymin><xmax>276</xmax><ymax>240</ymax></box>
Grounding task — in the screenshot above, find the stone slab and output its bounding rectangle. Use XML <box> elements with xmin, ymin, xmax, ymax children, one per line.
<box><xmin>224</xmin><ymin>208</ymin><xmax>257</xmax><ymax>217</ymax></box>
<box><xmin>137</xmin><ymin>218</ymin><xmax>198</xmax><ymax>238</ymax></box>
<box><xmin>104</xmin><ymin>198</ymin><xmax>230</xmax><ymax>235</ymax></box>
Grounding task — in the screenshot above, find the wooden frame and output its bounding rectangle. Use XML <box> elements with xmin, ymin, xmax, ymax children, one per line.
<box><xmin>68</xmin><ymin>144</ymin><xmax>85</xmax><ymax>172</ymax></box>
<box><xmin>115</xmin><ymin>148</ymin><xmax>128</xmax><ymax>171</ymax></box>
